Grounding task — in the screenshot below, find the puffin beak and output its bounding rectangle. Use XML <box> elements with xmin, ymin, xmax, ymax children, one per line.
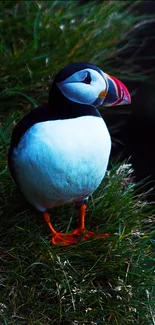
<box><xmin>99</xmin><ymin>74</ymin><xmax>131</xmax><ymax>106</ymax></box>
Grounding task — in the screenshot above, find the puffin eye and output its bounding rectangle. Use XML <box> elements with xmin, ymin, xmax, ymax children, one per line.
<box><xmin>82</xmin><ymin>72</ymin><xmax>92</xmax><ymax>84</ymax></box>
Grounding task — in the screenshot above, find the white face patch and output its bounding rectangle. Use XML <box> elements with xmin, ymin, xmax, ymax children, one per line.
<box><xmin>57</xmin><ymin>68</ymin><xmax>108</xmax><ymax>105</ymax></box>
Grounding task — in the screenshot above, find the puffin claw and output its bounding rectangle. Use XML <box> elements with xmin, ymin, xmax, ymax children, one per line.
<box><xmin>51</xmin><ymin>229</ymin><xmax>110</xmax><ymax>246</ymax></box>
<box><xmin>51</xmin><ymin>232</ymin><xmax>81</xmax><ymax>246</ymax></box>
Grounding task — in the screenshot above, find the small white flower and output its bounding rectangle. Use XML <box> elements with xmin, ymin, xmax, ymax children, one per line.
<box><xmin>115</xmin><ymin>285</ymin><xmax>122</xmax><ymax>292</ymax></box>
<box><xmin>116</xmin><ymin>163</ymin><xmax>133</xmax><ymax>175</ymax></box>
<box><xmin>116</xmin><ymin>294</ymin><xmax>122</xmax><ymax>300</ymax></box>
<box><xmin>126</xmin><ymin>285</ymin><xmax>133</xmax><ymax>297</ymax></box>
<box><xmin>85</xmin><ymin>307</ymin><xmax>92</xmax><ymax>313</ymax></box>
<box><xmin>0</xmin><ymin>303</ymin><xmax>7</xmax><ymax>314</ymax></box>
<box><xmin>129</xmin><ymin>306</ymin><xmax>137</xmax><ymax>313</ymax></box>
<box><xmin>37</xmin><ymin>3</ymin><xmax>42</xmax><ymax>9</ymax></box>
<box><xmin>45</xmin><ymin>57</ymin><xmax>49</xmax><ymax>66</ymax></box>
<box><xmin>131</xmin><ymin>229</ymin><xmax>144</xmax><ymax>237</ymax></box>
<box><xmin>70</xmin><ymin>19</ymin><xmax>76</xmax><ymax>24</ymax></box>
<box><xmin>60</xmin><ymin>24</ymin><xmax>65</xmax><ymax>30</ymax></box>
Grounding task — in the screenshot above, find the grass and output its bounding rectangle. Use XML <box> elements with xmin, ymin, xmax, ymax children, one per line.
<box><xmin>0</xmin><ymin>1</ymin><xmax>155</xmax><ymax>324</ymax></box>
<box><xmin>1</xmin><ymin>0</ymin><xmax>154</xmax><ymax>114</ymax></box>
<box><xmin>0</xmin><ymin>162</ymin><xmax>155</xmax><ymax>324</ymax></box>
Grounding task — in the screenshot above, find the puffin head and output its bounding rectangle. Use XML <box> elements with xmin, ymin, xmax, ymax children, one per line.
<box><xmin>50</xmin><ymin>62</ymin><xmax>131</xmax><ymax>107</ymax></box>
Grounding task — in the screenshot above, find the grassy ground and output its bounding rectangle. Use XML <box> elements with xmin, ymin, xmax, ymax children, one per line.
<box><xmin>0</xmin><ymin>162</ymin><xmax>155</xmax><ymax>325</ymax></box>
<box><xmin>0</xmin><ymin>1</ymin><xmax>155</xmax><ymax>324</ymax></box>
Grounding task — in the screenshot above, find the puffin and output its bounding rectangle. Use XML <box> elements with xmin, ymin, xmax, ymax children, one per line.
<box><xmin>8</xmin><ymin>62</ymin><xmax>131</xmax><ymax>246</ymax></box>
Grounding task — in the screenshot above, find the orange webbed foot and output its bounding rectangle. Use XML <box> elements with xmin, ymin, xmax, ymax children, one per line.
<box><xmin>71</xmin><ymin>228</ymin><xmax>110</xmax><ymax>242</ymax></box>
<box><xmin>43</xmin><ymin>206</ymin><xmax>110</xmax><ymax>246</ymax></box>
<box><xmin>51</xmin><ymin>231</ymin><xmax>81</xmax><ymax>246</ymax></box>
<box><xmin>51</xmin><ymin>228</ymin><xmax>110</xmax><ymax>246</ymax></box>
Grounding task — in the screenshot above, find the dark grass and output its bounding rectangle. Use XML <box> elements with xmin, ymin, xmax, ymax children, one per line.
<box><xmin>0</xmin><ymin>162</ymin><xmax>155</xmax><ymax>325</ymax></box>
<box><xmin>0</xmin><ymin>1</ymin><xmax>155</xmax><ymax>324</ymax></box>
<box><xmin>1</xmin><ymin>0</ymin><xmax>154</xmax><ymax>114</ymax></box>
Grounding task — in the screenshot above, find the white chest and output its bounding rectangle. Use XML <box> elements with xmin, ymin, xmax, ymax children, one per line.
<box><xmin>13</xmin><ymin>116</ymin><xmax>111</xmax><ymax>211</ymax></box>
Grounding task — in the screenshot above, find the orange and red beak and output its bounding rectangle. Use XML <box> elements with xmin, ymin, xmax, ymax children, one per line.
<box><xmin>103</xmin><ymin>74</ymin><xmax>131</xmax><ymax>107</ymax></box>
